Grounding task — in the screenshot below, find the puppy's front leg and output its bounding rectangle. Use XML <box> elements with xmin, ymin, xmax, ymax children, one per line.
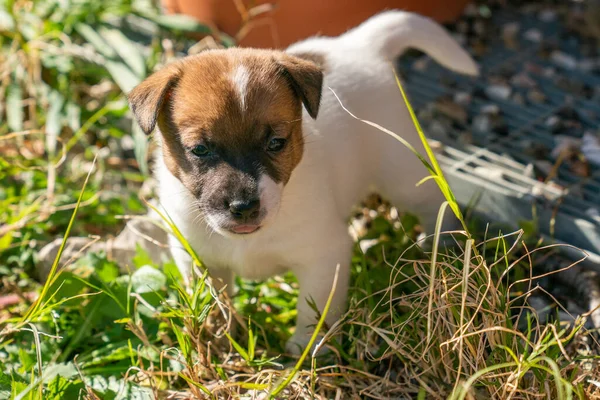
<box><xmin>287</xmin><ymin>238</ymin><xmax>352</xmax><ymax>354</ymax></box>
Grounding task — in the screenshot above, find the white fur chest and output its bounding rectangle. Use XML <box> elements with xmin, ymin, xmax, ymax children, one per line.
<box><xmin>188</xmin><ymin>232</ymin><xmax>287</xmax><ymax>280</ymax></box>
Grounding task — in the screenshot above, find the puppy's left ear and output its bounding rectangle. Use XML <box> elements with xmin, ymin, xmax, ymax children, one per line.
<box><xmin>277</xmin><ymin>55</ymin><xmax>323</xmax><ymax>119</ymax></box>
<box><xmin>128</xmin><ymin>62</ymin><xmax>181</xmax><ymax>135</ymax></box>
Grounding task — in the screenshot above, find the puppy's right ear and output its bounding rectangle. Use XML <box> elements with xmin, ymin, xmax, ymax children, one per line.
<box><xmin>128</xmin><ymin>63</ymin><xmax>181</xmax><ymax>135</ymax></box>
<box><xmin>277</xmin><ymin>55</ymin><xmax>323</xmax><ymax>120</ymax></box>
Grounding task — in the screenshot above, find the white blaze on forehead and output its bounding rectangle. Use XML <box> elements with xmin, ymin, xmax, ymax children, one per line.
<box><xmin>230</xmin><ymin>64</ymin><xmax>250</xmax><ymax>110</ymax></box>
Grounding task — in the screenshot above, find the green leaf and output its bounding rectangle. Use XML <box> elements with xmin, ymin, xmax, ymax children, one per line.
<box><xmin>75</xmin><ymin>23</ymin><xmax>118</xmax><ymax>59</ymax></box>
<box><xmin>11</xmin><ymin>380</ymin><xmax>27</xmax><ymax>399</ymax></box>
<box><xmin>163</xmin><ymin>259</ymin><xmax>182</xmax><ymax>283</ymax></box>
<box><xmin>248</xmin><ymin>322</ymin><xmax>256</xmax><ymax>361</ymax></box>
<box><xmin>131</xmin><ymin>266</ymin><xmax>166</xmax><ymax>294</ymax></box>
<box><xmin>224</xmin><ymin>332</ymin><xmax>250</xmax><ymax>362</ymax></box>
<box><xmin>98</xmin><ymin>27</ymin><xmax>146</xmax><ymax>77</ymax></box>
<box><xmin>6</xmin><ymin>84</ymin><xmax>23</xmax><ymax>132</ymax></box>
<box><xmin>0</xmin><ymin>371</ymin><xmax>11</xmax><ymax>400</ymax></box>
<box><xmin>81</xmin><ymin>341</ymin><xmax>145</xmax><ymax>368</ymax></box>
<box><xmin>177</xmin><ymin>373</ymin><xmax>213</xmax><ymax>398</ymax></box>
<box><xmin>95</xmin><ymin>259</ymin><xmax>120</xmax><ymax>283</ymax></box>
<box><xmin>46</xmin><ymin>271</ymin><xmax>87</xmax><ymax>306</ymax></box>
<box><xmin>58</xmin><ymin>297</ymin><xmax>104</xmax><ymax>362</ymax></box>
<box><xmin>143</xmin><ymin>13</ymin><xmax>212</xmax><ymax>34</ymax></box>
<box><xmin>17</xmin><ymin>348</ymin><xmax>34</xmax><ymax>374</ymax></box>
<box><xmin>105</xmin><ymin>61</ymin><xmax>140</xmax><ymax>93</ymax></box>
<box><xmin>87</xmin><ymin>375</ymin><xmax>154</xmax><ymax>400</ymax></box>
<box><xmin>45</xmin><ymin>375</ymin><xmax>85</xmax><ymax>400</ymax></box>
<box><xmin>132</xmin><ymin>244</ymin><xmax>155</xmax><ymax>269</ymax></box>
<box><xmin>171</xmin><ymin>324</ymin><xmax>191</xmax><ymax>361</ymax></box>
<box><xmin>14</xmin><ymin>363</ymin><xmax>78</xmax><ymax>400</ymax></box>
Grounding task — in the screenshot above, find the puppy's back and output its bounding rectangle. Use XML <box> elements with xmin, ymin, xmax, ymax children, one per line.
<box><xmin>287</xmin><ymin>10</ymin><xmax>478</xmax><ymax>76</ymax></box>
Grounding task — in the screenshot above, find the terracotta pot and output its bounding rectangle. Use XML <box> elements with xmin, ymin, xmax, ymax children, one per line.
<box><xmin>162</xmin><ymin>0</ymin><xmax>471</xmax><ymax>49</ymax></box>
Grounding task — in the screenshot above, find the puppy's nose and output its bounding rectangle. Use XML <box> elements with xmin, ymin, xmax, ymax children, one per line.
<box><xmin>229</xmin><ymin>199</ymin><xmax>260</xmax><ymax>220</ymax></box>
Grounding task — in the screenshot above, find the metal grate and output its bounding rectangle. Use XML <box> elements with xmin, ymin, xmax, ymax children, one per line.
<box><xmin>398</xmin><ymin>5</ymin><xmax>600</xmax><ymax>255</ymax></box>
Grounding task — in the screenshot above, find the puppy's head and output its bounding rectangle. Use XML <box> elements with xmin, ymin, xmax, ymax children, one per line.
<box><xmin>128</xmin><ymin>49</ymin><xmax>323</xmax><ymax>236</ymax></box>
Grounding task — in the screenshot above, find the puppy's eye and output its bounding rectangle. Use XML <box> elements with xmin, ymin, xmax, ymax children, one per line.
<box><xmin>267</xmin><ymin>138</ymin><xmax>286</xmax><ymax>152</ymax></box>
<box><xmin>191</xmin><ymin>144</ymin><xmax>211</xmax><ymax>158</ymax></box>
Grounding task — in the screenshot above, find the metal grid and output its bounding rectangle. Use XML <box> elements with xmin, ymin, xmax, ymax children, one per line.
<box><xmin>398</xmin><ymin>6</ymin><xmax>600</xmax><ymax>255</ymax></box>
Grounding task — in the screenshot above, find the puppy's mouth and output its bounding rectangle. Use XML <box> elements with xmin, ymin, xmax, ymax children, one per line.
<box><xmin>229</xmin><ymin>224</ymin><xmax>261</xmax><ymax>234</ymax></box>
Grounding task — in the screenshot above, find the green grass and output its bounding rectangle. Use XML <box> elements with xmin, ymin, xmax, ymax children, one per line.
<box><xmin>2</xmin><ymin>0</ymin><xmax>600</xmax><ymax>398</ymax></box>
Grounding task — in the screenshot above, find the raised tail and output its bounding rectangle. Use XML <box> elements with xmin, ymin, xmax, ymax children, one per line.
<box><xmin>344</xmin><ymin>10</ymin><xmax>479</xmax><ymax>76</ymax></box>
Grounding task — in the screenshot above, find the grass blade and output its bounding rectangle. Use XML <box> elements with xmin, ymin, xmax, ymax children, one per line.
<box><xmin>20</xmin><ymin>156</ymin><xmax>97</xmax><ymax>323</ymax></box>
<box><xmin>26</xmin><ymin>323</ymin><xmax>43</xmax><ymax>399</ymax></box>
<box><xmin>178</xmin><ymin>373</ymin><xmax>214</xmax><ymax>399</ymax></box>
<box><xmin>393</xmin><ymin>70</ymin><xmax>463</xmax><ymax>221</ymax></box>
<box><xmin>224</xmin><ymin>332</ymin><xmax>250</xmax><ymax>362</ymax></box>
<box><xmin>269</xmin><ymin>264</ymin><xmax>341</xmax><ymax>398</ymax></box>
<box><xmin>453</xmin><ymin>238</ymin><xmax>473</xmax><ymax>392</ymax></box>
<box><xmin>6</xmin><ymin>83</ymin><xmax>23</xmax><ymax>133</ymax></box>
<box><xmin>248</xmin><ymin>320</ymin><xmax>255</xmax><ymax>361</ymax></box>
<box><xmin>449</xmin><ymin>362</ymin><xmax>517</xmax><ymax>400</ymax></box>
<box><xmin>426</xmin><ymin>201</ymin><xmax>449</xmax><ymax>346</ymax></box>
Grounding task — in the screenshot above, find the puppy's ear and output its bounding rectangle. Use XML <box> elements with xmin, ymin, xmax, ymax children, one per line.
<box><xmin>277</xmin><ymin>55</ymin><xmax>323</xmax><ymax>119</ymax></box>
<box><xmin>128</xmin><ymin>63</ymin><xmax>181</xmax><ymax>135</ymax></box>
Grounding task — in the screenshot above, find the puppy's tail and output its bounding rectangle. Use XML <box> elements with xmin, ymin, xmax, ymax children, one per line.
<box><xmin>347</xmin><ymin>10</ymin><xmax>479</xmax><ymax>76</ymax></box>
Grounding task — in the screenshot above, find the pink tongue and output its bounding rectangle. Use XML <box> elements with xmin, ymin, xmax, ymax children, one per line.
<box><xmin>232</xmin><ymin>225</ymin><xmax>258</xmax><ymax>234</ymax></box>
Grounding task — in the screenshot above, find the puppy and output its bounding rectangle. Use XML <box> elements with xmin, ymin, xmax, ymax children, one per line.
<box><xmin>128</xmin><ymin>11</ymin><xmax>478</xmax><ymax>353</ymax></box>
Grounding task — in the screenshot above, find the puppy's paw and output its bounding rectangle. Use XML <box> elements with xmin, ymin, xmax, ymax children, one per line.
<box><xmin>285</xmin><ymin>333</ymin><xmax>330</xmax><ymax>356</ymax></box>
<box><xmin>285</xmin><ymin>333</ymin><xmax>310</xmax><ymax>355</ymax></box>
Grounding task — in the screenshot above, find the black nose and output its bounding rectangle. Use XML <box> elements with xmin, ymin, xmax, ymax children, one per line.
<box><xmin>229</xmin><ymin>199</ymin><xmax>260</xmax><ymax>220</ymax></box>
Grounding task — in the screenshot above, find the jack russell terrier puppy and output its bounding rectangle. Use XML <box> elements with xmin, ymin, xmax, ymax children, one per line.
<box><xmin>128</xmin><ymin>11</ymin><xmax>478</xmax><ymax>353</ymax></box>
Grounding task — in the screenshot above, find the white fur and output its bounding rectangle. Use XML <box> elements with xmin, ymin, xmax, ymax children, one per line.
<box><xmin>156</xmin><ymin>11</ymin><xmax>478</xmax><ymax>353</ymax></box>
<box><xmin>230</xmin><ymin>65</ymin><xmax>250</xmax><ymax>110</ymax></box>
<box><xmin>258</xmin><ymin>174</ymin><xmax>283</xmax><ymax>226</ymax></box>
